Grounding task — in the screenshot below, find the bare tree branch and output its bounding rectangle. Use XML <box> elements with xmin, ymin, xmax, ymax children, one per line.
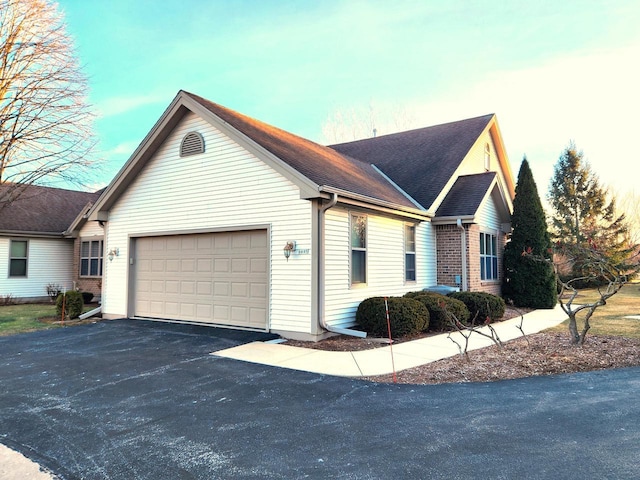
<box><xmin>0</xmin><ymin>0</ymin><xmax>99</xmax><ymax>210</ymax></box>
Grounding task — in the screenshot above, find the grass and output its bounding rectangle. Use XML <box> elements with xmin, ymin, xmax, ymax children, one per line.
<box><xmin>0</xmin><ymin>303</ymin><xmax>97</xmax><ymax>337</ymax></box>
<box><xmin>548</xmin><ymin>282</ymin><xmax>640</xmax><ymax>338</ymax></box>
<box><xmin>0</xmin><ymin>303</ymin><xmax>60</xmax><ymax>336</ymax></box>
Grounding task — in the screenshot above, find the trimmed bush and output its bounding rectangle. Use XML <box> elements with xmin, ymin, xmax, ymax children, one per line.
<box><xmin>406</xmin><ymin>292</ymin><xmax>470</xmax><ymax>331</ymax></box>
<box><xmin>56</xmin><ymin>290</ymin><xmax>84</xmax><ymax>320</ymax></box>
<box><xmin>356</xmin><ymin>297</ymin><xmax>429</xmax><ymax>337</ymax></box>
<box><xmin>447</xmin><ymin>291</ymin><xmax>505</xmax><ymax>323</ymax></box>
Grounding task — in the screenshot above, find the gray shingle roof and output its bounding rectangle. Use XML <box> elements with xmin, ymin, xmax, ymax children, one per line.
<box><xmin>434</xmin><ymin>172</ymin><xmax>497</xmax><ymax>217</ymax></box>
<box><xmin>0</xmin><ymin>184</ymin><xmax>100</xmax><ymax>235</ymax></box>
<box><xmin>330</xmin><ymin>114</ymin><xmax>494</xmax><ymax>210</ymax></box>
<box><xmin>184</xmin><ymin>92</ymin><xmax>418</xmax><ymax>209</ymax></box>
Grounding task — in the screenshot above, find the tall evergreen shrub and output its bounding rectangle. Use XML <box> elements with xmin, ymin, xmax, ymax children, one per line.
<box><xmin>502</xmin><ymin>158</ymin><xmax>557</xmax><ymax>308</ymax></box>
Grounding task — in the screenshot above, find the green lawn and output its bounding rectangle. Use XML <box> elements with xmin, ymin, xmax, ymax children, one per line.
<box><xmin>548</xmin><ymin>282</ymin><xmax>640</xmax><ymax>338</ymax></box>
<box><xmin>0</xmin><ymin>303</ymin><xmax>60</xmax><ymax>336</ymax></box>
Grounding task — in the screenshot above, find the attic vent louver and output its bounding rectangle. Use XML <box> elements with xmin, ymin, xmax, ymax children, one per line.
<box><xmin>180</xmin><ymin>132</ymin><xmax>205</xmax><ymax>157</ymax></box>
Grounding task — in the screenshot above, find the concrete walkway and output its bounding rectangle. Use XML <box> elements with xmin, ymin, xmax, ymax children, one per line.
<box><xmin>214</xmin><ymin>305</ymin><xmax>568</xmax><ymax>377</ymax></box>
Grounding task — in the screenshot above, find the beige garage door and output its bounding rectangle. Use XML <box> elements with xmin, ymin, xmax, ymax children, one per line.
<box><xmin>133</xmin><ymin>230</ymin><xmax>268</xmax><ymax>330</ymax></box>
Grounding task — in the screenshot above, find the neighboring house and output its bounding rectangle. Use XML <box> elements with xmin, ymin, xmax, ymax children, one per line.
<box><xmin>82</xmin><ymin>90</ymin><xmax>515</xmax><ymax>340</ymax></box>
<box><xmin>0</xmin><ymin>184</ymin><xmax>101</xmax><ymax>302</ymax></box>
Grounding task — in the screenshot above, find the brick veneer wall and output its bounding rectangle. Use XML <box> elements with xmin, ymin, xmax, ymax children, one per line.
<box><xmin>436</xmin><ymin>224</ymin><xmax>463</xmax><ymax>288</ymax></box>
<box><xmin>72</xmin><ymin>238</ymin><xmax>102</xmax><ymax>301</ymax></box>
<box><xmin>436</xmin><ymin>223</ymin><xmax>506</xmax><ymax>296</ymax></box>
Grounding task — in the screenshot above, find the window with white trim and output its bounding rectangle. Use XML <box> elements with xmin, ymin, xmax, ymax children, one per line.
<box><xmin>480</xmin><ymin>232</ymin><xmax>498</xmax><ymax>280</ymax></box>
<box><xmin>80</xmin><ymin>239</ymin><xmax>104</xmax><ymax>277</ymax></box>
<box><xmin>9</xmin><ymin>240</ymin><xmax>28</xmax><ymax>277</ymax></box>
<box><xmin>405</xmin><ymin>224</ymin><xmax>416</xmax><ymax>282</ymax></box>
<box><xmin>351</xmin><ymin>214</ymin><xmax>367</xmax><ymax>285</ymax></box>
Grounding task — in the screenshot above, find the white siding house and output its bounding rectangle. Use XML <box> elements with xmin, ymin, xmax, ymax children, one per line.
<box><xmin>82</xmin><ymin>91</ymin><xmax>515</xmax><ymax>340</ymax></box>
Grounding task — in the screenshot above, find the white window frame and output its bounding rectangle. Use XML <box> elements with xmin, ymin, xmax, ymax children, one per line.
<box><xmin>9</xmin><ymin>239</ymin><xmax>28</xmax><ymax>277</ymax></box>
<box><xmin>404</xmin><ymin>223</ymin><xmax>416</xmax><ymax>282</ymax></box>
<box><xmin>480</xmin><ymin>231</ymin><xmax>498</xmax><ymax>281</ymax></box>
<box><xmin>350</xmin><ymin>214</ymin><xmax>367</xmax><ymax>286</ymax></box>
<box><xmin>80</xmin><ymin>238</ymin><xmax>104</xmax><ymax>278</ymax></box>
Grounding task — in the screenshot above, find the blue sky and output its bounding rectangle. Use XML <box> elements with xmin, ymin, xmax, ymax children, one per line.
<box><xmin>58</xmin><ymin>0</ymin><xmax>640</xmax><ymax>199</ymax></box>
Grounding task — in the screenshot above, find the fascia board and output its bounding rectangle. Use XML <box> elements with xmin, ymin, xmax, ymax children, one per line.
<box><xmin>0</xmin><ymin>230</ymin><xmax>65</xmax><ymax>238</ymax></box>
<box><xmin>431</xmin><ymin>215</ymin><xmax>475</xmax><ymax>225</ymax></box>
<box><xmin>88</xmin><ymin>93</ymin><xmax>191</xmax><ymax>221</ymax></box>
<box><xmin>183</xmin><ymin>96</ymin><xmax>321</xmax><ymax>200</ymax></box>
<box><xmin>319</xmin><ymin>186</ymin><xmax>432</xmax><ymax>221</ymax></box>
<box><xmin>488</xmin><ymin>118</ymin><xmax>516</xmax><ymax>199</ymax></box>
<box><xmin>64</xmin><ymin>201</ymin><xmax>94</xmax><ymax>237</ymax></box>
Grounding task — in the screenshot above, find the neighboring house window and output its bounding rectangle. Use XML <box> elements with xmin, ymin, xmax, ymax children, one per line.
<box><xmin>9</xmin><ymin>240</ymin><xmax>28</xmax><ymax>277</ymax></box>
<box><xmin>405</xmin><ymin>224</ymin><xmax>416</xmax><ymax>282</ymax></box>
<box><xmin>80</xmin><ymin>239</ymin><xmax>104</xmax><ymax>277</ymax></box>
<box><xmin>351</xmin><ymin>214</ymin><xmax>367</xmax><ymax>285</ymax></box>
<box><xmin>480</xmin><ymin>232</ymin><xmax>498</xmax><ymax>280</ymax></box>
<box><xmin>180</xmin><ymin>131</ymin><xmax>205</xmax><ymax>156</ymax></box>
<box><xmin>484</xmin><ymin>143</ymin><xmax>491</xmax><ymax>171</ymax></box>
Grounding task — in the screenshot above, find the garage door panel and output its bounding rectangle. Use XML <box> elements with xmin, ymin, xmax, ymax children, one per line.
<box><xmin>134</xmin><ymin>230</ymin><xmax>268</xmax><ymax>329</ymax></box>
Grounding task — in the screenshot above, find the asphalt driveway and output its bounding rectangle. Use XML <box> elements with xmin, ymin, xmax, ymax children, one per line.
<box><xmin>1</xmin><ymin>319</ymin><xmax>639</xmax><ymax>479</ymax></box>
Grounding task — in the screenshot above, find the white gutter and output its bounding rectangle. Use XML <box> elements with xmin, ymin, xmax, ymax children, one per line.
<box><xmin>79</xmin><ymin>305</ymin><xmax>102</xmax><ymax>320</ymax></box>
<box><xmin>318</xmin><ymin>192</ymin><xmax>367</xmax><ymax>338</ymax></box>
<box><xmin>457</xmin><ymin>219</ymin><xmax>468</xmax><ymax>291</ymax></box>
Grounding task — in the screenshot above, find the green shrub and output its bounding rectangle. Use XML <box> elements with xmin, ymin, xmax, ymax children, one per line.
<box><xmin>406</xmin><ymin>292</ymin><xmax>470</xmax><ymax>331</ymax></box>
<box><xmin>356</xmin><ymin>297</ymin><xmax>429</xmax><ymax>337</ymax></box>
<box><xmin>447</xmin><ymin>291</ymin><xmax>505</xmax><ymax>323</ymax></box>
<box><xmin>56</xmin><ymin>291</ymin><xmax>83</xmax><ymax>320</ymax></box>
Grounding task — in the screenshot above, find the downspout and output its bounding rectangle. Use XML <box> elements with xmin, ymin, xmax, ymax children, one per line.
<box><xmin>457</xmin><ymin>219</ymin><xmax>468</xmax><ymax>291</ymax></box>
<box><xmin>318</xmin><ymin>192</ymin><xmax>367</xmax><ymax>338</ymax></box>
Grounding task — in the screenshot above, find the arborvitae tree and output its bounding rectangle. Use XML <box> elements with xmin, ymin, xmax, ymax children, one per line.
<box><xmin>548</xmin><ymin>143</ymin><xmax>635</xmax><ymax>283</ymax></box>
<box><xmin>502</xmin><ymin>157</ymin><xmax>557</xmax><ymax>308</ymax></box>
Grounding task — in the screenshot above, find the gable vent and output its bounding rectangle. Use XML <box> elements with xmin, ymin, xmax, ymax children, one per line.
<box><xmin>180</xmin><ymin>132</ymin><xmax>205</xmax><ymax>157</ymax></box>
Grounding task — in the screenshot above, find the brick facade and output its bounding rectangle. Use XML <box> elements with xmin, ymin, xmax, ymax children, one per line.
<box><xmin>436</xmin><ymin>224</ymin><xmax>464</xmax><ymax>288</ymax></box>
<box><xmin>436</xmin><ymin>223</ymin><xmax>506</xmax><ymax>296</ymax></box>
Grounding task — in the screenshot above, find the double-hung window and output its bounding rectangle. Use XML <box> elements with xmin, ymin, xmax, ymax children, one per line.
<box><xmin>405</xmin><ymin>224</ymin><xmax>416</xmax><ymax>282</ymax></box>
<box><xmin>9</xmin><ymin>240</ymin><xmax>28</xmax><ymax>277</ymax></box>
<box><xmin>80</xmin><ymin>239</ymin><xmax>104</xmax><ymax>277</ymax></box>
<box><xmin>351</xmin><ymin>214</ymin><xmax>367</xmax><ymax>285</ymax></box>
<box><xmin>480</xmin><ymin>232</ymin><xmax>498</xmax><ymax>281</ymax></box>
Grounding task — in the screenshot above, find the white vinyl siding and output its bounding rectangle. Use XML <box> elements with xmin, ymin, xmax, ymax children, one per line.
<box><xmin>476</xmin><ymin>194</ymin><xmax>501</xmax><ymax>229</ymax></box>
<box><xmin>0</xmin><ymin>237</ymin><xmax>74</xmax><ymax>299</ymax></box>
<box><xmin>102</xmin><ymin>112</ymin><xmax>313</xmax><ymax>334</ymax></box>
<box><xmin>324</xmin><ymin>208</ymin><xmax>436</xmax><ymax>328</ymax></box>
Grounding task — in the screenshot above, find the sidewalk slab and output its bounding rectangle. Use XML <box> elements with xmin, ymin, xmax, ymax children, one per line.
<box><xmin>212</xmin><ymin>304</ymin><xmax>568</xmax><ymax>377</ymax></box>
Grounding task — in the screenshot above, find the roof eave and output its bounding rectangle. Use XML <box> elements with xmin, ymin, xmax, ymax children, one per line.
<box><xmin>319</xmin><ymin>186</ymin><xmax>432</xmax><ymax>221</ymax></box>
<box><xmin>0</xmin><ymin>230</ymin><xmax>66</xmax><ymax>238</ymax></box>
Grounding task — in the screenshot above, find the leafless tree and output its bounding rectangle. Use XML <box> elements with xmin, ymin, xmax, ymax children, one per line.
<box><xmin>321</xmin><ymin>101</ymin><xmax>418</xmax><ymax>144</ymax></box>
<box><xmin>617</xmin><ymin>189</ymin><xmax>640</xmax><ymax>245</ymax></box>
<box><xmin>553</xmin><ymin>242</ymin><xmax>635</xmax><ymax>346</ymax></box>
<box><xmin>0</xmin><ymin>0</ymin><xmax>97</xmax><ymax>209</ymax></box>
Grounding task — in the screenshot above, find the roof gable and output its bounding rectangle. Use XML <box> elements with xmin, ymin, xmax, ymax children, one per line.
<box><xmin>330</xmin><ymin>114</ymin><xmax>495</xmax><ymax>210</ymax></box>
<box><xmin>0</xmin><ymin>184</ymin><xmax>100</xmax><ymax>236</ymax></box>
<box><xmin>433</xmin><ymin>172</ymin><xmax>511</xmax><ymax>225</ymax></box>
<box><xmin>183</xmin><ymin>92</ymin><xmax>417</xmax><ymax>209</ymax></box>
